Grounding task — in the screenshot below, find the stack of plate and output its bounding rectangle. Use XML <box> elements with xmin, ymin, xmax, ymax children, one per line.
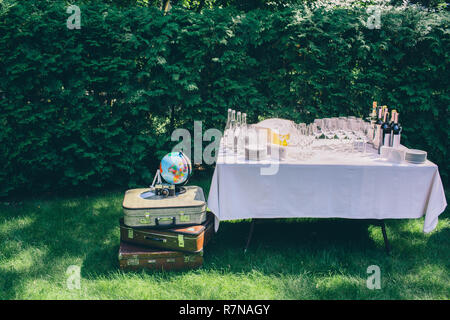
<box><xmin>405</xmin><ymin>149</ymin><xmax>427</xmax><ymax>164</ymax></box>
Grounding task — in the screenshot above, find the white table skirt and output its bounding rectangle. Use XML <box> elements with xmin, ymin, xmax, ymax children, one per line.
<box><xmin>207</xmin><ymin>142</ymin><xmax>447</xmax><ymax>233</ymax></box>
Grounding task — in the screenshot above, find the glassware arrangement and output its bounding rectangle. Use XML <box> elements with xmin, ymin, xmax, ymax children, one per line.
<box><xmin>223</xmin><ymin>102</ymin><xmax>400</xmax><ymax>160</ymax></box>
<box><xmin>311</xmin><ymin>116</ymin><xmax>374</xmax><ymax>154</ymax></box>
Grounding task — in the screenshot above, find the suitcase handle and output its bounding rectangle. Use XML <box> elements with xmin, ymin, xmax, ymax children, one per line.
<box><xmin>155</xmin><ymin>216</ymin><xmax>176</xmax><ymax>226</ymax></box>
<box><xmin>144</xmin><ymin>236</ymin><xmax>167</xmax><ymax>243</ymax></box>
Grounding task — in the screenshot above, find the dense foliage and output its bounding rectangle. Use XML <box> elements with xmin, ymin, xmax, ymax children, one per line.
<box><xmin>85</xmin><ymin>0</ymin><xmax>450</xmax><ymax>11</ymax></box>
<box><xmin>0</xmin><ymin>0</ymin><xmax>448</xmax><ymax>196</ymax></box>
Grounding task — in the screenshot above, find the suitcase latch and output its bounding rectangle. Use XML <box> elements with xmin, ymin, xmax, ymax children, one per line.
<box><xmin>178</xmin><ymin>235</ymin><xmax>185</xmax><ymax>248</ymax></box>
<box><xmin>128</xmin><ymin>229</ymin><xmax>134</xmax><ymax>239</ymax></box>
<box><xmin>127</xmin><ymin>258</ymin><xmax>139</xmax><ymax>266</ymax></box>
<box><xmin>180</xmin><ymin>214</ymin><xmax>190</xmax><ymax>223</ymax></box>
<box><xmin>140</xmin><ymin>214</ymin><xmax>151</xmax><ymax>224</ymax></box>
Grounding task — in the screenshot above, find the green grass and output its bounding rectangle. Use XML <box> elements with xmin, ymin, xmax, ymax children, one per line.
<box><xmin>0</xmin><ymin>172</ymin><xmax>449</xmax><ymax>300</ymax></box>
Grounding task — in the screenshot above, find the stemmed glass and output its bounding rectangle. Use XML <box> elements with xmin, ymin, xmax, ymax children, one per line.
<box><xmin>312</xmin><ymin>120</ymin><xmax>325</xmax><ymax>149</ymax></box>
<box><xmin>335</xmin><ymin>117</ymin><xmax>349</xmax><ymax>152</ymax></box>
<box><xmin>346</xmin><ymin>118</ymin><xmax>359</xmax><ymax>153</ymax></box>
<box><xmin>346</xmin><ymin>118</ymin><xmax>361</xmax><ymax>153</ymax></box>
<box><xmin>305</xmin><ymin>124</ymin><xmax>315</xmax><ymax>157</ymax></box>
<box><xmin>294</xmin><ymin>123</ymin><xmax>306</xmax><ymax>159</ymax></box>
<box><xmin>352</xmin><ymin>118</ymin><xmax>367</xmax><ymax>153</ymax></box>
<box><xmin>357</xmin><ymin>120</ymin><xmax>371</xmax><ymax>154</ymax></box>
<box><xmin>291</xmin><ymin>116</ymin><xmax>375</xmax><ymax>157</ymax></box>
<box><xmin>313</xmin><ymin>120</ymin><xmax>323</xmax><ymax>137</ymax></box>
<box><xmin>323</xmin><ymin>118</ymin><xmax>337</xmax><ymax>151</ymax></box>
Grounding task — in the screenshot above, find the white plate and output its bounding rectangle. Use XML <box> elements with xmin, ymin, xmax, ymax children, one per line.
<box><xmin>405</xmin><ymin>160</ymin><xmax>426</xmax><ymax>164</ymax></box>
<box><xmin>405</xmin><ymin>149</ymin><xmax>427</xmax><ymax>162</ymax></box>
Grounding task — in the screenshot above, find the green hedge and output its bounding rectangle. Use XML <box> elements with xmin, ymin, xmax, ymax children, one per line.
<box><xmin>0</xmin><ymin>1</ymin><xmax>448</xmax><ymax>196</ymax></box>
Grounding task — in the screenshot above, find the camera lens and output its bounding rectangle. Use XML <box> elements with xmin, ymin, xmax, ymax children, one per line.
<box><xmin>161</xmin><ymin>188</ymin><xmax>169</xmax><ymax>197</ymax></box>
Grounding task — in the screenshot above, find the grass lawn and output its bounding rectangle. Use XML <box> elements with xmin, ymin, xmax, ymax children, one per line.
<box><xmin>0</xmin><ymin>170</ymin><xmax>448</xmax><ymax>300</ymax></box>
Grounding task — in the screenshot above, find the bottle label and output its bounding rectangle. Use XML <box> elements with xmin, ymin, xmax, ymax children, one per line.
<box><xmin>383</xmin><ymin>134</ymin><xmax>391</xmax><ymax>147</ymax></box>
<box><xmin>392</xmin><ymin>134</ymin><xmax>401</xmax><ymax>148</ymax></box>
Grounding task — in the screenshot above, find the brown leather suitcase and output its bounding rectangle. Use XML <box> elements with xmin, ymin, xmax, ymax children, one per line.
<box><xmin>119</xmin><ymin>212</ymin><xmax>214</xmax><ymax>253</ymax></box>
<box><xmin>118</xmin><ymin>242</ymin><xmax>203</xmax><ymax>271</ymax></box>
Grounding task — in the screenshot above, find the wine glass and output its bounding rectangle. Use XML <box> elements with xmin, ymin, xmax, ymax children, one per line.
<box><xmin>348</xmin><ymin>118</ymin><xmax>362</xmax><ymax>153</ymax></box>
<box><xmin>359</xmin><ymin>121</ymin><xmax>372</xmax><ymax>154</ymax></box>
<box><xmin>335</xmin><ymin>117</ymin><xmax>349</xmax><ymax>152</ymax></box>
<box><xmin>323</xmin><ymin>118</ymin><xmax>337</xmax><ymax>151</ymax></box>
<box><xmin>295</xmin><ymin>123</ymin><xmax>306</xmax><ymax>159</ymax></box>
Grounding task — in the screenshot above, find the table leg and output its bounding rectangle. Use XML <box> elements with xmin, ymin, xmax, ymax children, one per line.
<box><xmin>380</xmin><ymin>220</ymin><xmax>391</xmax><ymax>255</ymax></box>
<box><xmin>244</xmin><ymin>219</ymin><xmax>255</xmax><ymax>254</ymax></box>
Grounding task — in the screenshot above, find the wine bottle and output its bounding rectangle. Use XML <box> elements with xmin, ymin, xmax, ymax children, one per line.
<box><xmin>224</xmin><ymin>108</ymin><xmax>232</xmax><ymax>146</ymax></box>
<box><xmin>227</xmin><ymin>110</ymin><xmax>236</xmax><ymax>149</ymax></box>
<box><xmin>239</xmin><ymin>113</ymin><xmax>248</xmax><ymax>154</ymax></box>
<box><xmin>374</xmin><ymin>106</ymin><xmax>383</xmax><ymax>149</ymax></box>
<box><xmin>391</xmin><ymin>112</ymin><xmax>402</xmax><ymax>148</ymax></box>
<box><xmin>389</xmin><ymin>109</ymin><xmax>396</xmax><ymax>127</ymax></box>
<box><xmin>375</xmin><ymin>106</ymin><xmax>383</xmax><ymax>125</ymax></box>
<box><xmin>233</xmin><ymin>111</ymin><xmax>242</xmax><ymax>153</ymax></box>
<box><xmin>368</xmin><ymin>101</ymin><xmax>377</xmax><ymax>139</ymax></box>
<box><xmin>225</xmin><ymin>109</ymin><xmax>232</xmax><ymax>131</ymax></box>
<box><xmin>381</xmin><ymin>110</ymin><xmax>392</xmax><ymax>147</ymax></box>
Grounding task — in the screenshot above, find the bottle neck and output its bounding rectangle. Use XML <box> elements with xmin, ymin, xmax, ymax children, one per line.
<box><xmin>395</xmin><ymin>113</ymin><xmax>399</xmax><ymax>125</ymax></box>
<box><xmin>372</xmin><ymin>101</ymin><xmax>377</xmax><ymax>116</ymax></box>
<box><xmin>226</xmin><ymin>109</ymin><xmax>232</xmax><ymax>128</ymax></box>
<box><xmin>390</xmin><ymin>111</ymin><xmax>396</xmax><ymax>123</ymax></box>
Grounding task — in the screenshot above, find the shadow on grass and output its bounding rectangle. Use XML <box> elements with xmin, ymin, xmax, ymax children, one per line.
<box><xmin>201</xmin><ymin>218</ymin><xmax>381</xmax><ymax>274</ymax></box>
<box><xmin>213</xmin><ymin>218</ymin><xmax>377</xmax><ymax>251</ymax></box>
<box><xmin>0</xmin><ymin>192</ymin><xmax>123</xmax><ymax>298</ymax></box>
<box><xmin>0</xmin><ymin>269</ymin><xmax>24</xmax><ymax>299</ymax></box>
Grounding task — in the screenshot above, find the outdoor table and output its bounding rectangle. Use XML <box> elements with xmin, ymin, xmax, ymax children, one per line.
<box><xmin>207</xmin><ymin>141</ymin><xmax>447</xmax><ymax>252</ymax></box>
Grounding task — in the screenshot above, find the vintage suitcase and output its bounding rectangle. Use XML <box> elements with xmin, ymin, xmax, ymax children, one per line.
<box><xmin>120</xmin><ymin>212</ymin><xmax>214</xmax><ymax>253</ymax></box>
<box><xmin>122</xmin><ymin>186</ymin><xmax>207</xmax><ymax>228</ymax></box>
<box><xmin>118</xmin><ymin>242</ymin><xmax>203</xmax><ymax>271</ymax></box>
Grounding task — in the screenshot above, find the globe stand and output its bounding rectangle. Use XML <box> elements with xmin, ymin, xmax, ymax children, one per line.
<box><xmin>150</xmin><ymin>169</ymin><xmax>163</xmax><ymax>188</ymax></box>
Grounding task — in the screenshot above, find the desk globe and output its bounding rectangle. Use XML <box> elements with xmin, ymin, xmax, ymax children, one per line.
<box><xmin>159</xmin><ymin>152</ymin><xmax>192</xmax><ymax>186</ymax></box>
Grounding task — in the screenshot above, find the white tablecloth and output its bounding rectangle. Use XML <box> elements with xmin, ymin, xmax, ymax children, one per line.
<box><xmin>207</xmin><ymin>142</ymin><xmax>447</xmax><ymax>233</ymax></box>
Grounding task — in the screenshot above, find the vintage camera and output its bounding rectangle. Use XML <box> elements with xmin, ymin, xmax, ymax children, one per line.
<box><xmin>154</xmin><ymin>183</ymin><xmax>175</xmax><ymax>197</ymax></box>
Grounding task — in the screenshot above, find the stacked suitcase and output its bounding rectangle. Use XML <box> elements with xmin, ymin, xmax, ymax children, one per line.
<box><xmin>118</xmin><ymin>186</ymin><xmax>213</xmax><ymax>271</ymax></box>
